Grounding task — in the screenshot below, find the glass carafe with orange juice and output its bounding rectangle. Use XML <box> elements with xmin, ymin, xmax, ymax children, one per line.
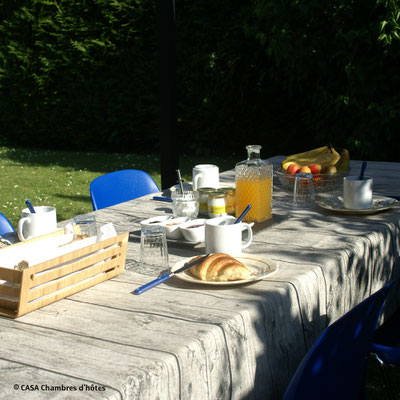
<box><xmin>235</xmin><ymin>145</ymin><xmax>273</xmax><ymax>223</ymax></box>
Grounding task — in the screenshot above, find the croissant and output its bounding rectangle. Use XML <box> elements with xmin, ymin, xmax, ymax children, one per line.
<box><xmin>189</xmin><ymin>253</ymin><xmax>251</xmax><ymax>282</ymax></box>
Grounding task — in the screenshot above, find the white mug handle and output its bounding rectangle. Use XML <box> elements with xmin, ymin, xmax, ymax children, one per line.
<box><xmin>17</xmin><ymin>217</ymin><xmax>30</xmax><ymax>241</ymax></box>
<box><xmin>193</xmin><ymin>173</ymin><xmax>202</xmax><ymax>191</ymax></box>
<box><xmin>241</xmin><ymin>224</ymin><xmax>253</xmax><ymax>249</ymax></box>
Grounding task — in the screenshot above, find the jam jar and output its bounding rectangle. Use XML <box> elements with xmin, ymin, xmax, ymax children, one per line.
<box><xmin>197</xmin><ymin>187</ymin><xmax>216</xmax><ymax>216</ymax></box>
<box><xmin>207</xmin><ymin>191</ymin><xmax>227</xmax><ymax>218</ymax></box>
<box><xmin>219</xmin><ymin>187</ymin><xmax>236</xmax><ymax>215</ymax></box>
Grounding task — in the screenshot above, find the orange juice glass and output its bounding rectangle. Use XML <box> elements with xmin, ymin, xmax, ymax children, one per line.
<box><xmin>235</xmin><ymin>145</ymin><xmax>273</xmax><ymax>223</ymax></box>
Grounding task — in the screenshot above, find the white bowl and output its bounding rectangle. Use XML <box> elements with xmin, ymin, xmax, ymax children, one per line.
<box><xmin>179</xmin><ymin>218</ymin><xmax>207</xmax><ymax>243</ymax></box>
<box><xmin>140</xmin><ymin>215</ymin><xmax>172</xmax><ymax>227</ymax></box>
<box><xmin>169</xmin><ymin>183</ymin><xmax>193</xmax><ymax>193</ymax></box>
<box><xmin>160</xmin><ymin>217</ymin><xmax>190</xmax><ymax>239</ymax></box>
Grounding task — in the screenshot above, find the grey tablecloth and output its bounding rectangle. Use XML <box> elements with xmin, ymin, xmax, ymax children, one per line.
<box><xmin>0</xmin><ymin>156</ymin><xmax>399</xmax><ymax>399</ymax></box>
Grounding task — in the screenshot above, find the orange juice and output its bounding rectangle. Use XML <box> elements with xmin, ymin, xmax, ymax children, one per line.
<box><xmin>235</xmin><ymin>177</ymin><xmax>272</xmax><ymax>222</ymax></box>
<box><xmin>235</xmin><ymin>145</ymin><xmax>273</xmax><ymax>223</ymax></box>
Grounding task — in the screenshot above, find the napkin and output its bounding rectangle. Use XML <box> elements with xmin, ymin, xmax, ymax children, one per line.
<box><xmin>0</xmin><ymin>223</ymin><xmax>117</xmax><ymax>283</ymax></box>
<box><xmin>0</xmin><ymin>222</ymin><xmax>119</xmax><ymax>303</ymax></box>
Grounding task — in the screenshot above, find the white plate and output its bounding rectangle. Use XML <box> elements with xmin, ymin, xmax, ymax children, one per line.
<box><xmin>317</xmin><ymin>196</ymin><xmax>399</xmax><ymax>215</ymax></box>
<box><xmin>171</xmin><ymin>253</ymin><xmax>278</xmax><ymax>286</ymax></box>
<box><xmin>140</xmin><ymin>215</ymin><xmax>172</xmax><ymax>227</ymax></box>
<box><xmin>130</xmin><ymin>230</ymin><xmax>203</xmax><ymax>245</ymax></box>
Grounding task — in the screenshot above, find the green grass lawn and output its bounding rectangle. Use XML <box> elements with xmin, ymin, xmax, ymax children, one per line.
<box><xmin>1</xmin><ymin>145</ymin><xmax>399</xmax><ymax>398</ymax></box>
<box><xmin>0</xmin><ymin>145</ymin><xmax>239</xmax><ymax>228</ymax></box>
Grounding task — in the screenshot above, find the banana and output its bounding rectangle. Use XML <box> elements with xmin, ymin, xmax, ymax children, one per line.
<box><xmin>329</xmin><ymin>146</ymin><xmax>341</xmax><ymax>165</ymax></box>
<box><xmin>312</xmin><ymin>146</ymin><xmax>340</xmax><ymax>168</ymax></box>
<box><xmin>334</xmin><ymin>149</ymin><xmax>350</xmax><ymax>172</ymax></box>
<box><xmin>281</xmin><ymin>145</ymin><xmax>340</xmax><ymax>170</ymax></box>
<box><xmin>282</xmin><ymin>146</ymin><xmax>329</xmax><ymax>166</ymax></box>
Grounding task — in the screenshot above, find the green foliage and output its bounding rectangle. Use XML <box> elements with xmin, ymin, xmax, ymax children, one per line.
<box><xmin>0</xmin><ymin>0</ymin><xmax>159</xmax><ymax>152</ymax></box>
<box><xmin>378</xmin><ymin>0</ymin><xmax>400</xmax><ymax>45</ymax></box>
<box><xmin>247</xmin><ymin>0</ymin><xmax>400</xmax><ymax>160</ymax></box>
<box><xmin>0</xmin><ymin>0</ymin><xmax>399</xmax><ymax>161</ymax></box>
<box><xmin>175</xmin><ymin>0</ymin><xmax>400</xmax><ymax>160</ymax></box>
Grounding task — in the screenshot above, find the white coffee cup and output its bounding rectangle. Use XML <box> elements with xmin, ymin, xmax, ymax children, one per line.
<box><xmin>205</xmin><ymin>215</ymin><xmax>253</xmax><ymax>255</ymax></box>
<box><xmin>17</xmin><ymin>206</ymin><xmax>58</xmax><ymax>241</ymax></box>
<box><xmin>192</xmin><ymin>164</ymin><xmax>219</xmax><ymax>191</ymax></box>
<box><xmin>343</xmin><ymin>176</ymin><xmax>373</xmax><ymax>209</ymax></box>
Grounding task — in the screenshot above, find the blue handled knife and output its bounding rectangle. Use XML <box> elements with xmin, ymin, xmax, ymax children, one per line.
<box><xmin>133</xmin><ymin>253</ymin><xmax>210</xmax><ymax>295</ymax></box>
<box><xmin>152</xmin><ymin>196</ymin><xmax>173</xmax><ymax>203</ymax></box>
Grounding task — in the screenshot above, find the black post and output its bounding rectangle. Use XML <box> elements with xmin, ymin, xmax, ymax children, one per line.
<box><xmin>156</xmin><ymin>0</ymin><xmax>179</xmax><ymax>190</ymax></box>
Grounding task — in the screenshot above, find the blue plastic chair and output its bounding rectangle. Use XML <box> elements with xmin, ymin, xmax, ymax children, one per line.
<box><xmin>282</xmin><ymin>281</ymin><xmax>395</xmax><ymax>400</ymax></box>
<box><xmin>90</xmin><ymin>169</ymin><xmax>160</xmax><ymax>210</ymax></box>
<box><xmin>0</xmin><ymin>212</ymin><xmax>15</xmax><ymax>235</ymax></box>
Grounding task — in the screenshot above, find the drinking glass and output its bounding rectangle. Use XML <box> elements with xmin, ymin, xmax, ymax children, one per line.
<box><xmin>293</xmin><ymin>173</ymin><xmax>315</xmax><ymax>208</ymax></box>
<box><xmin>138</xmin><ymin>225</ymin><xmax>169</xmax><ymax>276</ymax></box>
<box><xmin>73</xmin><ymin>214</ymin><xmax>97</xmax><ymax>237</ymax></box>
<box><xmin>171</xmin><ymin>190</ymin><xmax>199</xmax><ymax>219</ymax></box>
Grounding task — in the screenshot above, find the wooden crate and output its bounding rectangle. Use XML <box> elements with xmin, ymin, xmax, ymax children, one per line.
<box><xmin>0</xmin><ymin>231</ymin><xmax>129</xmax><ymax>318</ymax></box>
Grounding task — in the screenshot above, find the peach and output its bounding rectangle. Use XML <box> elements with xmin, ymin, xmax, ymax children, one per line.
<box><xmin>298</xmin><ymin>166</ymin><xmax>312</xmax><ymax>173</ymax></box>
<box><xmin>287</xmin><ymin>163</ymin><xmax>300</xmax><ymax>174</ymax></box>
<box><xmin>308</xmin><ymin>163</ymin><xmax>321</xmax><ymax>174</ymax></box>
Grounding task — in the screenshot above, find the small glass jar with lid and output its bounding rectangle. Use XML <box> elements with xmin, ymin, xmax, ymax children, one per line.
<box><xmin>207</xmin><ymin>191</ymin><xmax>227</xmax><ymax>218</ymax></box>
<box><xmin>219</xmin><ymin>187</ymin><xmax>236</xmax><ymax>215</ymax></box>
<box><xmin>197</xmin><ymin>187</ymin><xmax>216</xmax><ymax>216</ymax></box>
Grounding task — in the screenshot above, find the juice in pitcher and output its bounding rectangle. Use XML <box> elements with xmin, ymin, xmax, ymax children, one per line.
<box><xmin>235</xmin><ymin>145</ymin><xmax>273</xmax><ymax>223</ymax></box>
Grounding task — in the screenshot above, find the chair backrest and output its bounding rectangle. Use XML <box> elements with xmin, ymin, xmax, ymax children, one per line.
<box><xmin>0</xmin><ymin>212</ymin><xmax>15</xmax><ymax>235</ymax></box>
<box><xmin>282</xmin><ymin>281</ymin><xmax>395</xmax><ymax>400</ymax></box>
<box><xmin>90</xmin><ymin>169</ymin><xmax>160</xmax><ymax>210</ymax></box>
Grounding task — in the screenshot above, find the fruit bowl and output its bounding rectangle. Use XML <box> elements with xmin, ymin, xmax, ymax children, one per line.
<box><xmin>275</xmin><ymin>168</ymin><xmax>350</xmax><ymax>192</ymax></box>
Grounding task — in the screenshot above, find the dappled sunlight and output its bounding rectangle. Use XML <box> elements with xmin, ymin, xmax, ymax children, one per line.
<box><xmin>1</xmin><ymin>153</ymin><xmax>399</xmax><ymax>399</ymax></box>
<box><xmin>155</xmin><ymin>275</ymin><xmax>309</xmax><ymax>399</ymax></box>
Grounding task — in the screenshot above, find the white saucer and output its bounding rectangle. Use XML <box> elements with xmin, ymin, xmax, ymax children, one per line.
<box><xmin>317</xmin><ymin>196</ymin><xmax>398</xmax><ymax>215</ymax></box>
<box><xmin>130</xmin><ymin>230</ymin><xmax>203</xmax><ymax>245</ymax></box>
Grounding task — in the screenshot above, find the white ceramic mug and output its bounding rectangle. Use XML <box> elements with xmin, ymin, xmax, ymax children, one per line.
<box><xmin>205</xmin><ymin>215</ymin><xmax>253</xmax><ymax>255</ymax></box>
<box><xmin>343</xmin><ymin>176</ymin><xmax>373</xmax><ymax>209</ymax></box>
<box><xmin>17</xmin><ymin>206</ymin><xmax>57</xmax><ymax>241</ymax></box>
<box><xmin>192</xmin><ymin>164</ymin><xmax>219</xmax><ymax>191</ymax></box>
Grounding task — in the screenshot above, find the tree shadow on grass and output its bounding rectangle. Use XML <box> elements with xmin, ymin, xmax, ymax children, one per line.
<box><xmin>1</xmin><ymin>147</ymin><xmax>162</xmax><ymax>175</ymax></box>
<box><xmin>54</xmin><ymin>194</ymin><xmax>91</xmax><ymax>202</ymax></box>
<box><xmin>1</xmin><ymin>146</ymin><xmax>241</xmax><ymax>178</ymax></box>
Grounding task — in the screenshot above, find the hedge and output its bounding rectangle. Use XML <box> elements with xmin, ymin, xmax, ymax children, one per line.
<box><xmin>0</xmin><ymin>0</ymin><xmax>399</xmax><ymax>161</ymax></box>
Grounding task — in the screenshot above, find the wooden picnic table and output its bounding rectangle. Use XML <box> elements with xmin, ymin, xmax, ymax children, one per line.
<box><xmin>0</xmin><ymin>156</ymin><xmax>399</xmax><ymax>399</ymax></box>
